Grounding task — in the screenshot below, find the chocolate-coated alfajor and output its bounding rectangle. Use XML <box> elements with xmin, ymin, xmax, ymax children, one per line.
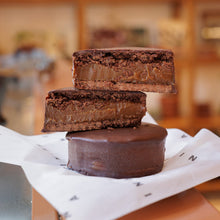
<box><xmin>66</xmin><ymin>123</ymin><xmax>167</xmax><ymax>178</ymax></box>
<box><xmin>42</xmin><ymin>88</ymin><xmax>146</xmax><ymax>132</ymax></box>
<box><xmin>72</xmin><ymin>48</ymin><xmax>176</xmax><ymax>93</ymax></box>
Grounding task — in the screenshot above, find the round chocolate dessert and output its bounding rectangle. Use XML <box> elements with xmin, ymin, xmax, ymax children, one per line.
<box><xmin>66</xmin><ymin>123</ymin><xmax>167</xmax><ymax>178</ymax></box>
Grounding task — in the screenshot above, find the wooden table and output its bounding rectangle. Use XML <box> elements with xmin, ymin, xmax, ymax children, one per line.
<box><xmin>32</xmin><ymin>188</ymin><xmax>220</xmax><ymax>220</ymax></box>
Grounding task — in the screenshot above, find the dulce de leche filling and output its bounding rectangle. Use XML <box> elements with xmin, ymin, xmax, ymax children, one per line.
<box><xmin>45</xmin><ymin>100</ymin><xmax>146</xmax><ymax>124</ymax></box>
<box><xmin>74</xmin><ymin>62</ymin><xmax>174</xmax><ymax>85</ymax></box>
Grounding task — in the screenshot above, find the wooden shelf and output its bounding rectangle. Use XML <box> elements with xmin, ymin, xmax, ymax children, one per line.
<box><xmin>196</xmin><ymin>55</ymin><xmax>220</xmax><ymax>65</ymax></box>
<box><xmin>158</xmin><ymin>116</ymin><xmax>191</xmax><ymax>130</ymax></box>
<box><xmin>193</xmin><ymin>116</ymin><xmax>220</xmax><ymax>130</ymax></box>
<box><xmin>175</xmin><ymin>55</ymin><xmax>220</xmax><ymax>66</ymax></box>
<box><xmin>158</xmin><ymin>115</ymin><xmax>220</xmax><ymax>136</ymax></box>
<box><xmin>1</xmin><ymin>0</ymin><xmax>220</xmax><ymax>3</ymax></box>
<box><xmin>0</xmin><ymin>0</ymin><xmax>77</xmax><ymax>3</ymax></box>
<box><xmin>0</xmin><ymin>0</ymin><xmax>179</xmax><ymax>4</ymax></box>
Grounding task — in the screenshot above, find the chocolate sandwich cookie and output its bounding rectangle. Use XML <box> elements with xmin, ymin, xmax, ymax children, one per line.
<box><xmin>72</xmin><ymin>48</ymin><xmax>176</xmax><ymax>93</ymax></box>
<box><xmin>42</xmin><ymin>88</ymin><xmax>146</xmax><ymax>132</ymax></box>
<box><xmin>66</xmin><ymin>123</ymin><xmax>167</xmax><ymax>178</ymax></box>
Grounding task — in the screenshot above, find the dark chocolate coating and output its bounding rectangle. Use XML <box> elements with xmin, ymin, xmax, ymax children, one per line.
<box><xmin>66</xmin><ymin>123</ymin><xmax>167</xmax><ymax>178</ymax></box>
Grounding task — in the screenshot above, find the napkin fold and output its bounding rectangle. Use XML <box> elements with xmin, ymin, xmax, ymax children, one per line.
<box><xmin>0</xmin><ymin>113</ymin><xmax>220</xmax><ymax>220</ymax></box>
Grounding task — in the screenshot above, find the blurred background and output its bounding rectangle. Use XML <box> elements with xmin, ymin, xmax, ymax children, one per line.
<box><xmin>0</xmin><ymin>0</ymin><xmax>219</xmax><ymax>219</ymax></box>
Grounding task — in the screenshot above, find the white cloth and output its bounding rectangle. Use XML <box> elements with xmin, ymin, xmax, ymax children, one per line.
<box><xmin>0</xmin><ymin>113</ymin><xmax>220</xmax><ymax>220</ymax></box>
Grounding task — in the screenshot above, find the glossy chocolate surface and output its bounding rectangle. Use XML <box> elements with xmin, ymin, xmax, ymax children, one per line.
<box><xmin>66</xmin><ymin>123</ymin><xmax>167</xmax><ymax>142</ymax></box>
<box><xmin>67</xmin><ymin>123</ymin><xmax>167</xmax><ymax>178</ymax></box>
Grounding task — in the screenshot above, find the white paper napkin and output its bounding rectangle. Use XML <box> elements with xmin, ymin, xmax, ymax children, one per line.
<box><xmin>0</xmin><ymin>113</ymin><xmax>220</xmax><ymax>220</ymax></box>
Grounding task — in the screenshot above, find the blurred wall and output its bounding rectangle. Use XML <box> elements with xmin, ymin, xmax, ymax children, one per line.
<box><xmin>0</xmin><ymin>4</ymin><xmax>78</xmax><ymax>56</ymax></box>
